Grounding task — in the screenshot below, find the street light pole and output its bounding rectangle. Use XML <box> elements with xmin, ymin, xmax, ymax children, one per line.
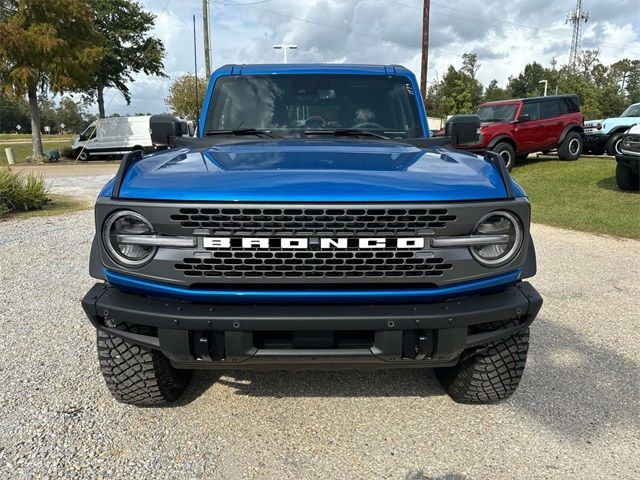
<box><xmin>539</xmin><ymin>79</ymin><xmax>548</xmax><ymax>96</ymax></box>
<box><xmin>272</xmin><ymin>44</ymin><xmax>298</xmax><ymax>63</ymax></box>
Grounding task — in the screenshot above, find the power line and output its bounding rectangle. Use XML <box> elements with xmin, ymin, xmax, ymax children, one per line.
<box><xmin>389</xmin><ymin>0</ymin><xmax>636</xmax><ymax>52</ymax></box>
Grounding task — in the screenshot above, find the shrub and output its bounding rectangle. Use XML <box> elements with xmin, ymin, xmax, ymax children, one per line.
<box><xmin>0</xmin><ymin>167</ymin><xmax>50</xmax><ymax>216</ymax></box>
<box><xmin>60</xmin><ymin>147</ymin><xmax>74</xmax><ymax>159</ymax></box>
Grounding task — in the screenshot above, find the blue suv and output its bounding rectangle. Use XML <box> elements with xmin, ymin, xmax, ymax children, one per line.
<box><xmin>82</xmin><ymin>64</ymin><xmax>542</xmax><ymax>406</ymax></box>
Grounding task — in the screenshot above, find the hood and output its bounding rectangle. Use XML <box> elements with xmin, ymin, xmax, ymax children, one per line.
<box><xmin>110</xmin><ymin>139</ymin><xmax>522</xmax><ymax>202</ymax></box>
<box><xmin>585</xmin><ymin>119</ymin><xmax>604</xmax><ymax>125</ymax></box>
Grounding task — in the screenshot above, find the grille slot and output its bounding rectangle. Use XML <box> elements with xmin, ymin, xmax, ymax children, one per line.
<box><xmin>170</xmin><ymin>207</ymin><xmax>456</xmax><ymax>235</ymax></box>
<box><xmin>174</xmin><ymin>251</ymin><xmax>452</xmax><ymax>279</ymax></box>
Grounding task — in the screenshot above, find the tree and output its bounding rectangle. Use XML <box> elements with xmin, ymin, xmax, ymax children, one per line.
<box><xmin>165</xmin><ymin>74</ymin><xmax>207</xmax><ymax>121</ymax></box>
<box><xmin>461</xmin><ymin>53</ymin><xmax>480</xmax><ymax>80</ymax></box>
<box><xmin>0</xmin><ymin>0</ymin><xmax>101</xmax><ymax>159</ymax></box>
<box><xmin>507</xmin><ymin>62</ymin><xmax>547</xmax><ymax>98</ymax></box>
<box><xmin>484</xmin><ymin>79</ymin><xmax>510</xmax><ymax>102</ymax></box>
<box><xmin>0</xmin><ymin>90</ymin><xmax>29</xmax><ymax>133</ymax></box>
<box><xmin>87</xmin><ymin>0</ymin><xmax>165</xmax><ymax>118</ymax></box>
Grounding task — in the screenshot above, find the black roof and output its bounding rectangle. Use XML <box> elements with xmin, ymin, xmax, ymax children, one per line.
<box><xmin>521</xmin><ymin>94</ymin><xmax>578</xmax><ymax>103</ymax></box>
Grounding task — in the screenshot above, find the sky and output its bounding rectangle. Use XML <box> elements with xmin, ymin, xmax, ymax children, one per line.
<box><xmin>93</xmin><ymin>0</ymin><xmax>640</xmax><ymax>116</ymax></box>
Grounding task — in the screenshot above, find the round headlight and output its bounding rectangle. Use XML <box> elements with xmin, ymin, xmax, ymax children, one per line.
<box><xmin>103</xmin><ymin>211</ymin><xmax>156</xmax><ymax>266</ymax></box>
<box><xmin>470</xmin><ymin>211</ymin><xmax>523</xmax><ymax>267</ymax></box>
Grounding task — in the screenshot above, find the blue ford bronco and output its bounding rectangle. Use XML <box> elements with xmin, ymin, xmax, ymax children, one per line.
<box><xmin>82</xmin><ymin>64</ymin><xmax>542</xmax><ymax>406</ymax></box>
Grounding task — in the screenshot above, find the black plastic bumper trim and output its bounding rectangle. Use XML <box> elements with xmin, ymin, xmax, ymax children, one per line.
<box><xmin>82</xmin><ymin>282</ymin><xmax>542</xmax><ymax>368</ymax></box>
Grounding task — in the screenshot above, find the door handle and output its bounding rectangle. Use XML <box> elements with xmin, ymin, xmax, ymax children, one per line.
<box><xmin>537</xmin><ymin>125</ymin><xmax>544</xmax><ymax>128</ymax></box>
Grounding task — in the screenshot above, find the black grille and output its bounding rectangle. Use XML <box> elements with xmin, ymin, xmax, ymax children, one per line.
<box><xmin>174</xmin><ymin>251</ymin><xmax>452</xmax><ymax>280</ymax></box>
<box><xmin>170</xmin><ymin>207</ymin><xmax>456</xmax><ymax>235</ymax></box>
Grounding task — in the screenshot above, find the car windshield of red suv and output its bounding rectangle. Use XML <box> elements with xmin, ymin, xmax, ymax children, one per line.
<box><xmin>477</xmin><ymin>104</ymin><xmax>518</xmax><ymax>123</ymax></box>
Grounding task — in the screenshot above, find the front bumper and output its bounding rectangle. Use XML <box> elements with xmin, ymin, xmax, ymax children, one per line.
<box><xmin>616</xmin><ymin>152</ymin><xmax>640</xmax><ymax>173</ymax></box>
<box><xmin>584</xmin><ymin>133</ymin><xmax>609</xmax><ymax>149</ymax></box>
<box><xmin>82</xmin><ymin>281</ymin><xmax>542</xmax><ymax>369</ymax></box>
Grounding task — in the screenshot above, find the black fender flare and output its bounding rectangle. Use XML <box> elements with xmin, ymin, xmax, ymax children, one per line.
<box><xmin>89</xmin><ymin>236</ymin><xmax>105</xmax><ymax>280</ymax></box>
<box><xmin>521</xmin><ymin>237</ymin><xmax>537</xmax><ymax>279</ymax></box>
<box><xmin>558</xmin><ymin>124</ymin><xmax>584</xmax><ymax>144</ymax></box>
<box><xmin>487</xmin><ymin>135</ymin><xmax>517</xmax><ymax>151</ymax></box>
<box><xmin>608</xmin><ymin>125</ymin><xmax>635</xmax><ymax>136</ymax></box>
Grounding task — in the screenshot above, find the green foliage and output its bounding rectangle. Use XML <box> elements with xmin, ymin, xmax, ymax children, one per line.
<box><xmin>87</xmin><ymin>0</ymin><xmax>165</xmax><ymax>117</ymax></box>
<box><xmin>0</xmin><ymin>0</ymin><xmax>101</xmax><ymax>159</ymax></box>
<box><xmin>484</xmin><ymin>79</ymin><xmax>511</xmax><ymax>102</ymax></box>
<box><xmin>0</xmin><ymin>90</ymin><xmax>29</xmax><ymax>132</ymax></box>
<box><xmin>425</xmin><ymin>64</ymin><xmax>483</xmax><ymax>117</ymax></box>
<box><xmin>0</xmin><ymin>0</ymin><xmax>102</xmax><ymax>95</ymax></box>
<box><xmin>0</xmin><ymin>167</ymin><xmax>49</xmax><ymax>216</ymax></box>
<box><xmin>165</xmin><ymin>75</ymin><xmax>208</xmax><ymax>121</ymax></box>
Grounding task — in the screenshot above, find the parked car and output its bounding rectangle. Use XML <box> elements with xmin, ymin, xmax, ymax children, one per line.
<box><xmin>615</xmin><ymin>124</ymin><xmax>640</xmax><ymax>191</ymax></box>
<box><xmin>72</xmin><ymin>115</ymin><xmax>156</xmax><ymax>161</ymax></box>
<box><xmin>453</xmin><ymin>95</ymin><xmax>584</xmax><ymax>170</ymax></box>
<box><xmin>82</xmin><ymin>64</ymin><xmax>542</xmax><ymax>407</ymax></box>
<box><xmin>584</xmin><ymin>103</ymin><xmax>640</xmax><ymax>156</ymax></box>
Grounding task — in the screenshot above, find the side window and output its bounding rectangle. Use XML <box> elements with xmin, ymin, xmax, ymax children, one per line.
<box><xmin>559</xmin><ymin>99</ymin><xmax>570</xmax><ymax>115</ymax></box>
<box><xmin>521</xmin><ymin>102</ymin><xmax>540</xmax><ymax>121</ymax></box>
<box><xmin>540</xmin><ymin>100</ymin><xmax>561</xmax><ymax>119</ymax></box>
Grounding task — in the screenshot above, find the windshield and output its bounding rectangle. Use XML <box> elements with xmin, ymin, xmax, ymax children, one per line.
<box><xmin>204</xmin><ymin>74</ymin><xmax>422</xmax><ymax>138</ymax></box>
<box><xmin>477</xmin><ymin>104</ymin><xmax>518</xmax><ymax>122</ymax></box>
<box><xmin>621</xmin><ymin>104</ymin><xmax>640</xmax><ymax>117</ymax></box>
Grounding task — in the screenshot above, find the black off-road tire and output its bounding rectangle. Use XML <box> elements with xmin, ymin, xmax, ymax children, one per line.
<box><xmin>491</xmin><ymin>142</ymin><xmax>516</xmax><ymax>171</ymax></box>
<box><xmin>615</xmin><ymin>162</ymin><xmax>640</xmax><ymax>191</ymax></box>
<box><xmin>97</xmin><ymin>321</ymin><xmax>192</xmax><ymax>407</ymax></box>
<box><xmin>557</xmin><ymin>131</ymin><xmax>583</xmax><ymax>160</ymax></box>
<box><xmin>435</xmin><ymin>323</ymin><xmax>530</xmax><ymax>404</ymax></box>
<box><xmin>605</xmin><ymin>133</ymin><xmax>625</xmax><ymax>157</ymax></box>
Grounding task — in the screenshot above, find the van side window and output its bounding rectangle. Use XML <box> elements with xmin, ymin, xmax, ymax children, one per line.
<box><xmin>540</xmin><ymin>100</ymin><xmax>560</xmax><ymax>119</ymax></box>
<box><xmin>521</xmin><ymin>102</ymin><xmax>540</xmax><ymax>121</ymax></box>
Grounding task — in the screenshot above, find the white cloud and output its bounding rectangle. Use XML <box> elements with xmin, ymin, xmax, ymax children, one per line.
<box><xmin>92</xmin><ymin>0</ymin><xmax>640</xmax><ymax>115</ymax></box>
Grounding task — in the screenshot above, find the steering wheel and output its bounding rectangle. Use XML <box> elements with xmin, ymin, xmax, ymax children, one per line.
<box><xmin>305</xmin><ymin>116</ymin><xmax>327</xmax><ymax>128</ymax></box>
<box><xmin>353</xmin><ymin>122</ymin><xmax>385</xmax><ymax>130</ymax></box>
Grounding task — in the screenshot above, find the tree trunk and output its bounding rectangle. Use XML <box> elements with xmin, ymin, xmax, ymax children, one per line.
<box><xmin>97</xmin><ymin>85</ymin><xmax>105</xmax><ymax>118</ymax></box>
<box><xmin>27</xmin><ymin>83</ymin><xmax>44</xmax><ymax>161</ymax></box>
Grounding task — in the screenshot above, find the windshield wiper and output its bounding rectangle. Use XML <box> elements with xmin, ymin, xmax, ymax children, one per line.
<box><xmin>204</xmin><ymin>128</ymin><xmax>282</xmax><ymax>138</ymax></box>
<box><xmin>304</xmin><ymin>128</ymin><xmax>389</xmax><ymax>139</ymax></box>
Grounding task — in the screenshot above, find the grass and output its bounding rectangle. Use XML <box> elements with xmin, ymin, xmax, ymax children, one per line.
<box><xmin>0</xmin><ymin>195</ymin><xmax>93</xmax><ymax>221</ymax></box>
<box><xmin>0</xmin><ymin>167</ymin><xmax>50</xmax><ymax>217</ymax></box>
<box><xmin>0</xmin><ymin>193</ymin><xmax>91</xmax><ymax>221</ymax></box>
<box><xmin>512</xmin><ymin>155</ymin><xmax>640</xmax><ymax>238</ymax></box>
<box><xmin>0</xmin><ymin>135</ymin><xmax>75</xmax><ymax>165</ymax></box>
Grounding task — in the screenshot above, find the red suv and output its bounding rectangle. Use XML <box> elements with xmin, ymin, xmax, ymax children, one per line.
<box><xmin>456</xmin><ymin>95</ymin><xmax>584</xmax><ymax>170</ymax></box>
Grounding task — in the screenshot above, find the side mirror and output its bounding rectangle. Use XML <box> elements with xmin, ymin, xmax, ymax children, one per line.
<box><xmin>517</xmin><ymin>114</ymin><xmax>530</xmax><ymax>122</ymax></box>
<box><xmin>78</xmin><ymin>134</ymin><xmax>85</xmax><ymax>141</ymax></box>
<box><xmin>150</xmin><ymin>114</ymin><xmax>185</xmax><ymax>146</ymax></box>
<box><xmin>444</xmin><ymin>114</ymin><xmax>481</xmax><ymax>144</ymax></box>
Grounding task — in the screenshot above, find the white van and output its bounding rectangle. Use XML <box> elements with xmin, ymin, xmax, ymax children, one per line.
<box><xmin>72</xmin><ymin>115</ymin><xmax>155</xmax><ymax>161</ymax></box>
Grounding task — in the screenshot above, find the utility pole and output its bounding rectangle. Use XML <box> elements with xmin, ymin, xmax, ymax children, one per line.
<box><xmin>565</xmin><ymin>0</ymin><xmax>590</xmax><ymax>68</ymax></box>
<box><xmin>202</xmin><ymin>0</ymin><xmax>211</xmax><ymax>78</ymax></box>
<box><xmin>420</xmin><ymin>0</ymin><xmax>430</xmax><ymax>103</ymax></box>
<box><xmin>272</xmin><ymin>44</ymin><xmax>297</xmax><ymax>63</ymax></box>
<box><xmin>193</xmin><ymin>15</ymin><xmax>200</xmax><ymax>122</ymax></box>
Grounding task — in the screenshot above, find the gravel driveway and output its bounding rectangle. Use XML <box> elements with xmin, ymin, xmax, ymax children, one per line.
<box><xmin>0</xmin><ymin>171</ymin><xmax>638</xmax><ymax>479</ymax></box>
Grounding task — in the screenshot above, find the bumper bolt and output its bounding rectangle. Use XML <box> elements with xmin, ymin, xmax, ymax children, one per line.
<box><xmin>103</xmin><ymin>309</ymin><xmax>109</xmax><ymax>317</ymax></box>
<box><xmin>207</xmin><ymin>320</ymin><xmax>212</xmax><ymax>327</ymax></box>
<box><xmin>516</xmin><ymin>308</ymin><xmax>522</xmax><ymax>315</ymax></box>
<box><xmin>415</xmin><ymin>319</ymin><xmax>421</xmax><ymax>325</ymax></box>
<box><xmin>233</xmin><ymin>321</ymin><xmax>240</xmax><ymax>329</ymax></box>
<box><xmin>387</xmin><ymin>320</ymin><xmax>395</xmax><ymax>328</ymax></box>
<box><xmin>173</xmin><ymin>319</ymin><xmax>179</xmax><ymax>325</ymax></box>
